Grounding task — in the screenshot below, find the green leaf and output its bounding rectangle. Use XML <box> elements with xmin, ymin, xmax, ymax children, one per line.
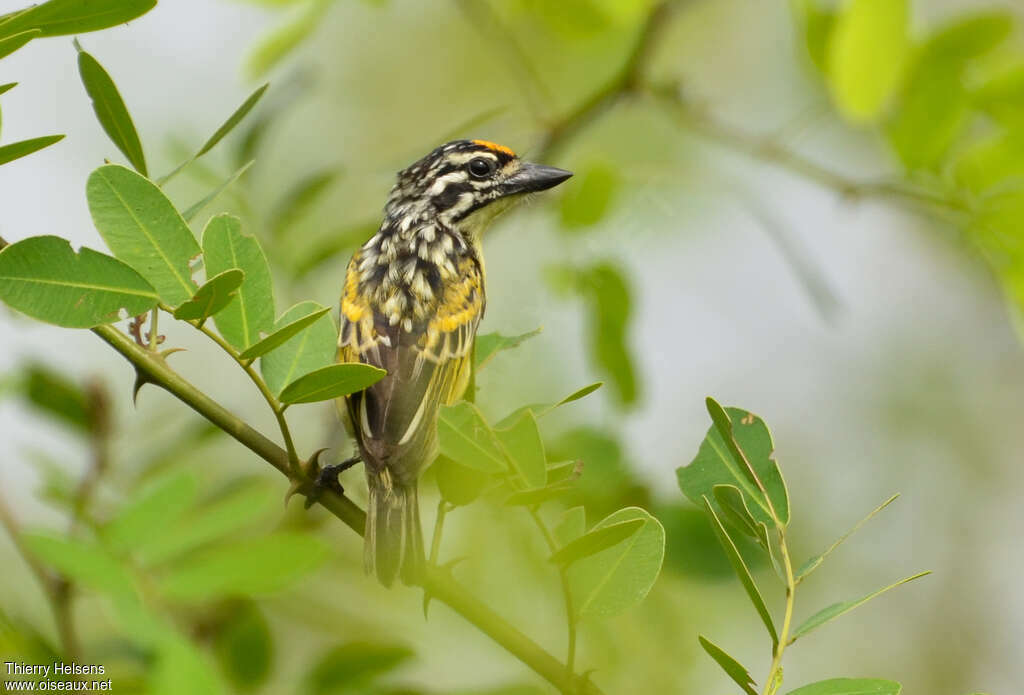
<box><xmin>559</xmin><ymin>162</ymin><xmax>619</xmax><ymax>230</ymax></box>
<box><xmin>214</xmin><ymin>601</ymin><xmax>273</xmax><ymax>689</ymax></box>
<box><xmin>437</xmin><ymin>401</ymin><xmax>507</xmax><ymax>474</ymax></box>
<box><xmin>494</xmin><ymin>410</ymin><xmax>546</xmax><ymax>489</ymax></box>
<box><xmin>260</xmin><ymin>301</ymin><xmax>337</xmax><ymax>396</ymax></box>
<box><xmin>503</xmin><ymin>483</ymin><xmax>574</xmax><ymax>507</ymax></box>
<box><xmin>0</xmin><ymin>235</ymin><xmax>158</xmax><ymax>327</ymax></box>
<box><xmin>21</xmin><ymin>364</ymin><xmax>89</xmax><ymax>431</ymax></box>
<box><xmin>790</xmin><ymin>571</ymin><xmax>930</xmax><ymax>643</ymax></box>
<box><xmin>553</xmin><ymin>381</ymin><xmax>603</xmax><ymax>408</ymax></box>
<box><xmin>246</xmin><ymin>0</ymin><xmax>331</xmax><ymax>78</ymax></box>
<box><xmin>712</xmin><ymin>484</ymin><xmax>761</xmax><ymax>541</ymax></box>
<box><xmin>278</xmin><ymin>363</ymin><xmax>386</xmax><ymax>404</ymax></box>
<box><xmin>795</xmin><ymin>493</ymin><xmax>899</xmax><ymax>583</ymax></box>
<box><xmin>886</xmin><ymin>56</ymin><xmax>967</xmax><ymax>171</ymax></box>
<box><xmin>0</xmin><ymin>29</ymin><xmax>39</xmax><ymax>59</ymax></box>
<box><xmin>0</xmin><ymin>134</ymin><xmax>64</xmax><ymax>166</ymax></box>
<box><xmin>181</xmin><ymin>160</ymin><xmax>254</xmax><ymax>222</ymax></box>
<box><xmin>173</xmin><ymin>269</ymin><xmax>245</xmax><ymax>322</ymax></box>
<box><xmin>698</xmin><ymin>634</ymin><xmax>757</xmax><ymax>695</ymax></box>
<box><xmin>924</xmin><ymin>12</ymin><xmax>1013</xmax><ymax>63</ymax></box>
<box><xmin>138</xmin><ymin>482</ymin><xmax>278</xmax><ymax>566</ymax></box>
<box><xmin>495</xmin><ymin>381</ymin><xmax>603</xmax><ymax>428</ymax></box>
<box><xmin>150</xmin><ymin>631</ymin><xmax>226</xmax><ymax>695</ymax></box>
<box><xmin>238</xmin><ymin>305</ymin><xmax>331</xmax><ymax>361</ymax></box>
<box><xmin>826</xmin><ymin>0</ymin><xmax>910</xmax><ymax>122</ymax></box>
<box><xmin>198</xmin><ymin>84</ymin><xmax>269</xmax><ymax>158</ymax></box>
<box><xmin>678</xmin><ymin>400</ymin><xmax>790</xmax><ymax>527</ymax></box>
<box><xmin>0</xmin><ymin>0</ymin><xmax>156</xmax><ymax>39</ymax></box>
<box><xmin>158</xmin><ymin>84</ymin><xmax>269</xmax><ymax>185</ymax></box>
<box><xmin>76</xmin><ymin>44</ymin><xmax>147</xmax><ymax>175</ymax></box>
<box><xmin>268</xmin><ymin>168</ymin><xmax>339</xmax><ymax>239</ymax></box>
<box><xmin>954</xmin><ymin>133</ymin><xmax>1024</xmax><ymax>194</ymax></box>
<box><xmin>435</xmin><ymin>455</ymin><xmax>491</xmax><ymax>507</ymax></box>
<box><xmin>549</xmin><ymin>518</ymin><xmax>644</xmax><ymax>567</ymax></box>
<box><xmin>102</xmin><ymin>472</ymin><xmax>199</xmax><ymax>554</ymax></box>
<box><xmin>305</xmin><ymin>643</ymin><xmax>414</xmax><ymax>695</ymax></box>
<box><xmin>703</xmin><ymin>498</ymin><xmax>778</xmax><ymax>647</ymax></box>
<box><xmin>474</xmin><ymin>328</ymin><xmax>542</xmax><ymax>369</ymax></box>
<box><xmin>201</xmin><ymin>214</ymin><xmax>274</xmax><ymax>350</ymax></box>
<box><xmin>785</xmin><ymin>678</ymin><xmax>902</xmax><ymax>695</ymax></box>
<box><xmin>0</xmin><ymin>82</ymin><xmax>16</xmax><ymax>96</ymax></box>
<box><xmin>86</xmin><ymin>164</ymin><xmax>200</xmax><ymax>306</ymax></box>
<box><xmin>566</xmin><ymin>507</ymin><xmax>665</xmax><ymax>618</ymax></box>
<box><xmin>21</xmin><ymin>532</ymin><xmax>135</xmax><ymax>596</ymax></box>
<box><xmin>157</xmin><ymin>532</ymin><xmax>330</xmax><ymax>601</ymax></box>
<box><xmin>973</xmin><ymin>62</ymin><xmax>1024</xmax><ymax>129</ymax></box>
<box><xmin>553</xmin><ymin>506</ymin><xmax>586</xmax><ymax>547</ymax></box>
<box><xmin>792</xmin><ymin>0</ymin><xmax>835</xmax><ymax>71</ymax></box>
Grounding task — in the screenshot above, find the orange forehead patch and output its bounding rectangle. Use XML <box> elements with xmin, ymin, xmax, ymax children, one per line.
<box><xmin>472</xmin><ymin>139</ymin><xmax>516</xmax><ymax>157</ymax></box>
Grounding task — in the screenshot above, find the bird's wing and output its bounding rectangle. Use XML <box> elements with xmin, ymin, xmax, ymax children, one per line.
<box><xmin>338</xmin><ymin>252</ymin><xmax>483</xmax><ymax>474</ymax></box>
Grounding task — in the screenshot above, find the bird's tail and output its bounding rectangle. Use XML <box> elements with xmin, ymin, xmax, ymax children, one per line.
<box><xmin>364</xmin><ymin>468</ymin><xmax>424</xmax><ymax>587</ymax></box>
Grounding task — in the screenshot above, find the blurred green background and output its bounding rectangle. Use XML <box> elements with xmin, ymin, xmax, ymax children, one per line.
<box><xmin>1</xmin><ymin>0</ymin><xmax>1022</xmax><ymax>693</ymax></box>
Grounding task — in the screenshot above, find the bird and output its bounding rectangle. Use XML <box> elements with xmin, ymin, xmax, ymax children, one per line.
<box><xmin>328</xmin><ymin>139</ymin><xmax>572</xmax><ymax>587</ymax></box>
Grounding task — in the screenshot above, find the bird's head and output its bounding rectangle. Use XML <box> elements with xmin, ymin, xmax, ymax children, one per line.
<box><xmin>384</xmin><ymin>139</ymin><xmax>572</xmax><ymax>239</ymax></box>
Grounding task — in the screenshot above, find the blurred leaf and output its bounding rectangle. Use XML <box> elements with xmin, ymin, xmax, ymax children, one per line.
<box><xmin>559</xmin><ymin>162</ymin><xmax>618</xmax><ymax>230</ymax></box>
<box><xmin>885</xmin><ymin>57</ymin><xmax>967</xmax><ymax>171</ymax></box>
<box><xmin>785</xmin><ymin>679</ymin><xmax>902</xmax><ymax>695</ymax></box>
<box><xmin>246</xmin><ymin>0</ymin><xmax>331</xmax><ymax>77</ymax></box>
<box><xmin>678</xmin><ymin>401</ymin><xmax>790</xmax><ymax>527</ymax></box>
<box><xmin>553</xmin><ymin>506</ymin><xmax>585</xmax><ymax>546</ymax></box>
<box><xmin>826</xmin><ymin>0</ymin><xmax>910</xmax><ymax>122</ymax></box>
<box><xmin>503</xmin><ymin>482</ymin><xmax>574</xmax><ymax>507</ymax></box>
<box><xmin>566</xmin><ymin>506</ymin><xmax>664</xmax><ymax>619</ymax></box>
<box><xmin>655</xmin><ymin>502</ymin><xmax>745</xmax><ymax>579</ymax></box>
<box><xmin>239</xmin><ymin>305</ymin><xmax>331</xmax><ymax>361</ymax></box>
<box><xmin>305</xmin><ymin>642</ymin><xmax>414</xmax><ymax>695</ymax></box>
<box><xmin>549</xmin><ymin>518</ymin><xmax>643</xmax><ymax>567</ymax></box>
<box><xmin>494</xmin><ymin>410</ymin><xmax>546</xmax><ymax>489</ymax></box>
<box><xmin>290</xmin><ymin>220</ymin><xmax>379</xmax><ymax>278</ymax></box>
<box><xmin>21</xmin><ymin>532</ymin><xmax>136</xmax><ymax>596</ymax></box>
<box><xmin>21</xmin><ymin>363</ymin><xmax>89</xmax><ymax>431</ymax></box>
<box><xmin>0</xmin><ymin>29</ymin><xmax>39</xmax><ymax>59</ymax></box>
<box><xmin>474</xmin><ymin>328</ymin><xmax>541</xmax><ymax>369</ymax></box>
<box><xmin>0</xmin><ymin>235</ymin><xmax>158</xmax><ymax>327</ymax></box>
<box><xmin>795</xmin><ymin>493</ymin><xmax>899</xmax><ymax>583</ymax></box>
<box><xmin>0</xmin><ymin>0</ymin><xmax>156</xmax><ymax>39</ymax></box>
<box><xmin>173</xmin><ymin>269</ymin><xmax>245</xmax><ymax>321</ymax></box>
<box><xmin>925</xmin><ymin>11</ymin><xmax>1012</xmax><ymax>63</ymax></box>
<box><xmin>954</xmin><ymin>133</ymin><xmax>1024</xmax><ymax>194</ymax></box>
<box><xmin>76</xmin><ymin>44</ymin><xmax>147</xmax><ymax>175</ymax></box>
<box><xmin>792</xmin><ymin>0</ymin><xmax>834</xmax><ymax>71</ymax></box>
<box><xmin>437</xmin><ymin>401</ymin><xmax>507</xmax><ymax>474</ymax></box>
<box><xmin>26</xmin><ymin>449</ymin><xmax>76</xmax><ymax>510</ymax></box>
<box><xmin>279</xmin><ymin>363</ymin><xmax>385</xmax><ymax>404</ymax></box>
<box><xmin>790</xmin><ymin>571</ymin><xmax>930</xmax><ymax>643</ymax></box>
<box><xmin>157</xmin><ymin>532</ymin><xmax>330</xmax><ymax>601</ymax></box>
<box><xmin>214</xmin><ymin>601</ymin><xmax>273</xmax><ymax>689</ymax></box>
<box><xmin>181</xmin><ymin>160</ymin><xmax>255</xmax><ymax>222</ymax></box>
<box><xmin>548</xmin><ymin>427</ymin><xmax>647</xmax><ymax>519</ymax></box>
<box><xmin>202</xmin><ymin>214</ymin><xmax>275</xmax><ymax>350</ymax></box>
<box><xmin>198</xmin><ymin>83</ymin><xmax>269</xmax><ymax>157</ymax></box>
<box><xmin>0</xmin><ymin>134</ymin><xmax>64</xmax><ymax>166</ymax></box>
<box><xmin>435</xmin><ymin>455</ymin><xmax>491</xmax><ymax>507</ymax></box>
<box><xmin>549</xmin><ymin>262</ymin><xmax>638</xmax><ymax>406</ymax></box>
<box><xmin>138</xmin><ymin>481</ymin><xmax>278</xmax><ymax>566</ymax></box>
<box><xmin>0</xmin><ymin>610</ymin><xmax>60</xmax><ymax>669</ymax></box>
<box><xmin>261</xmin><ymin>301</ymin><xmax>337</xmax><ymax>395</ymax></box>
<box><xmin>151</xmin><ymin>632</ymin><xmax>226</xmax><ymax>695</ymax></box>
<box><xmin>697</xmin><ymin>634</ymin><xmax>757</xmax><ymax>695</ymax></box>
<box><xmin>102</xmin><ymin>472</ymin><xmax>199</xmax><ymax>554</ymax></box>
<box><xmin>513</xmin><ymin>0</ymin><xmax>608</xmax><ymax>38</ymax></box>
<box><xmin>494</xmin><ymin>382</ymin><xmax>602</xmax><ymax>428</ymax></box>
<box><xmin>703</xmin><ymin>498</ymin><xmax>778</xmax><ymax>647</ymax></box>
<box><xmin>973</xmin><ymin>62</ymin><xmax>1024</xmax><ymax>128</ymax></box>
<box><xmin>269</xmin><ymin>168</ymin><xmax>339</xmax><ymax>239</ymax></box>
<box><xmin>87</xmin><ymin>164</ymin><xmax>200</xmax><ymax>306</ymax></box>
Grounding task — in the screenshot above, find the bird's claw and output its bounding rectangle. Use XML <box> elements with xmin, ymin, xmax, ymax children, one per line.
<box><xmin>302</xmin><ymin>455</ymin><xmax>362</xmax><ymax>510</ymax></box>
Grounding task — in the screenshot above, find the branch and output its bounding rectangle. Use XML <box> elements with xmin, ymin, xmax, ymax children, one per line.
<box><xmin>86</xmin><ymin>319</ymin><xmax>602</xmax><ymax>695</ymax></box>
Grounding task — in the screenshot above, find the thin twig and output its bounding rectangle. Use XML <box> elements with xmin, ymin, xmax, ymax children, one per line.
<box><xmin>528</xmin><ymin>507</ymin><xmax>579</xmax><ymax>682</ymax></box>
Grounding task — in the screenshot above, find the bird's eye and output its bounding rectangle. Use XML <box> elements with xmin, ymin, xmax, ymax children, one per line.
<box><xmin>468</xmin><ymin>157</ymin><xmax>496</xmax><ymax>178</ymax></box>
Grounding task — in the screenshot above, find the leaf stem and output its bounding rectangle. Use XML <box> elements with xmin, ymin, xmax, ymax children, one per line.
<box><xmin>528</xmin><ymin>507</ymin><xmax>579</xmax><ymax>680</ymax></box>
<box><xmin>762</xmin><ymin>526</ymin><xmax>796</xmax><ymax>695</ymax></box>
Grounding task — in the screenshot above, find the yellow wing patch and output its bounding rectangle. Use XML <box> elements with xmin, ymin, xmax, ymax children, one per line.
<box><xmin>472</xmin><ymin>139</ymin><xmax>516</xmax><ymax>157</ymax></box>
<box><xmin>419</xmin><ymin>257</ymin><xmax>483</xmax><ymax>362</ymax></box>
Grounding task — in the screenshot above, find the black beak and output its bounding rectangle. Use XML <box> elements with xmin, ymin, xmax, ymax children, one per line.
<box><xmin>505</xmin><ymin>162</ymin><xmax>573</xmax><ymax>194</ymax></box>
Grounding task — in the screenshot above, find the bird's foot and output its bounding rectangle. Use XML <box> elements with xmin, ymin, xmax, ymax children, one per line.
<box><xmin>303</xmin><ymin>455</ymin><xmax>362</xmax><ymax>510</ymax></box>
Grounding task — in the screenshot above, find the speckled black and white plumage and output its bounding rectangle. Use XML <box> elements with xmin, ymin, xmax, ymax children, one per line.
<box><xmin>337</xmin><ymin>139</ymin><xmax>572</xmax><ymax>586</ymax></box>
